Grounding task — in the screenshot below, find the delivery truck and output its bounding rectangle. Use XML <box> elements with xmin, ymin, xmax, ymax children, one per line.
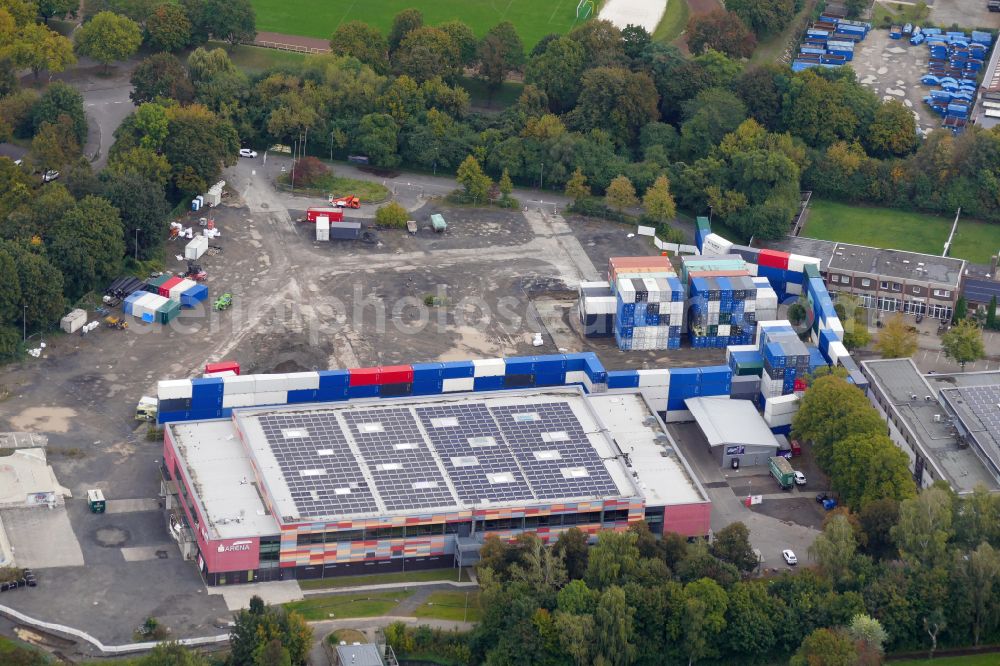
<box><xmin>769</xmin><ymin>455</ymin><xmax>795</xmax><ymax>490</ymax></box>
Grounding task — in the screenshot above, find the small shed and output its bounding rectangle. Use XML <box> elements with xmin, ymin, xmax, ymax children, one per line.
<box><xmin>430</xmin><ymin>213</ymin><xmax>447</xmax><ymax>232</ymax></box>
<box><xmin>686</xmin><ymin>397</ymin><xmax>780</xmax><ymax>468</ymax></box>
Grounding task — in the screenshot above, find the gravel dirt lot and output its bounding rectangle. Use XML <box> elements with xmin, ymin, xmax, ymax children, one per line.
<box><xmin>855</xmin><ymin>28</ymin><xmax>939</xmax><ymax>134</ymax></box>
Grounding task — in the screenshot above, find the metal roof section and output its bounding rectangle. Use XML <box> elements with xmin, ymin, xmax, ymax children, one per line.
<box><xmin>939</xmin><ymin>385</ymin><xmax>1000</xmax><ymax>482</ymax></box>
<box><xmin>683</xmin><ymin>396</ymin><xmax>780</xmax><ymax>449</ymax></box>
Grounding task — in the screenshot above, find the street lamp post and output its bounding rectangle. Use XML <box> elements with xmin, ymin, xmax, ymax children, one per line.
<box><xmin>22</xmin><ymin>304</ymin><xmax>26</xmax><ymax>342</ymax></box>
<box><xmin>134</xmin><ymin>228</ymin><xmax>140</xmax><ymax>263</ymax></box>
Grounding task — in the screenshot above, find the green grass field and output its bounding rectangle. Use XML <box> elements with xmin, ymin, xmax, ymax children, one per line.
<box><xmin>299</xmin><ymin>567</ymin><xmax>471</xmax><ymax>590</ymax></box>
<box><xmin>217</xmin><ymin>42</ymin><xmax>308</xmax><ymax>73</ymax></box>
<box><xmin>804</xmin><ymin>199</ymin><xmax>999</xmax><ymax>264</ymax></box>
<box><xmin>284</xmin><ymin>589</ymin><xmax>414</xmax><ymax>620</ymax></box>
<box><xmin>414</xmin><ymin>590</ymin><xmax>482</xmax><ymax>622</ymax></box>
<box><xmin>891</xmin><ymin>653</ymin><xmax>1000</xmax><ymax>665</ymax></box>
<box><xmin>653</xmin><ymin>0</ymin><xmax>689</xmax><ymax>44</ymax></box>
<box><xmin>250</xmin><ymin>0</ymin><xmax>588</xmax><ymax>48</ymax></box>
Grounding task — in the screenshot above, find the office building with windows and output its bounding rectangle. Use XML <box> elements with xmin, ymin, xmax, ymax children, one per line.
<box><xmin>766</xmin><ymin>237</ymin><xmax>965</xmax><ymax>321</ymax></box>
<box><xmin>161</xmin><ymin>386</ymin><xmax>711</xmax><ymax>585</ymax></box>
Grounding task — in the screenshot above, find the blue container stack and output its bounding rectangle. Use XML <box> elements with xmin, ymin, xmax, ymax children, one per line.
<box><xmin>613</xmin><ymin>276</ymin><xmax>684</xmax><ymax>351</ymax></box>
<box><xmin>921</xmin><ymin>29</ymin><xmax>992</xmax><ymax>133</ymax></box>
<box><xmin>688</xmin><ymin>275</ymin><xmax>758</xmax><ymax>348</ymax></box>
<box><xmin>665</xmin><ymin>366</ymin><xmax>733</xmax><ymax>412</ymax></box>
<box><xmin>792</xmin><ymin>15</ymin><xmax>870</xmax><ymax>71</ymax></box>
<box><xmin>758</xmin><ymin>323</ymin><xmax>810</xmax><ymax>401</ymax></box>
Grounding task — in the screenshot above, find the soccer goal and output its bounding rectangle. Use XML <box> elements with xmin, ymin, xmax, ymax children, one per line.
<box><xmin>576</xmin><ymin>0</ymin><xmax>595</xmax><ymax>19</ymax></box>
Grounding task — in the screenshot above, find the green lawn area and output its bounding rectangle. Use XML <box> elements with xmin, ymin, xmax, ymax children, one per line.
<box><xmin>277</xmin><ymin>170</ymin><xmax>389</xmax><ymax>202</ymax></box>
<box><xmin>414</xmin><ymin>590</ymin><xmax>482</xmax><ymax>622</ymax></box>
<box><xmin>284</xmin><ymin>589</ymin><xmax>413</xmax><ymax>620</ymax></box>
<box><xmin>653</xmin><ymin>0</ymin><xmax>690</xmax><ymax>44</ymax></box>
<box><xmin>871</xmin><ymin>1</ymin><xmax>931</xmax><ymax>30</ymax></box>
<box><xmin>299</xmin><ymin>567</ymin><xmax>471</xmax><ymax>590</ymax></box>
<box><xmin>892</xmin><ymin>653</ymin><xmax>1000</xmax><ymax>665</ymax></box>
<box><xmin>249</xmin><ymin>0</ymin><xmax>586</xmax><ymax>48</ymax></box>
<box><xmin>804</xmin><ymin>199</ymin><xmax>999</xmax><ymax>264</ymax></box>
<box><xmin>214</xmin><ymin>42</ymin><xmax>307</xmax><ymax>73</ymax></box>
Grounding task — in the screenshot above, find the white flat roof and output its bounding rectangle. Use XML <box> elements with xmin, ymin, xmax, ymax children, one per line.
<box><xmin>170</xmin><ymin>420</ymin><xmax>279</xmax><ymax>539</ymax></box>
<box><xmin>685</xmin><ymin>397</ymin><xmax>779</xmax><ymax>449</ymax></box>
<box><xmin>588</xmin><ymin>393</ymin><xmax>708</xmax><ymax>506</ymax></box>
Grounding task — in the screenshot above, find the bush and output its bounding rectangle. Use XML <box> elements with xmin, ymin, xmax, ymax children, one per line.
<box><xmin>292</xmin><ymin>156</ymin><xmax>330</xmax><ymax>187</ymax></box>
<box><xmin>569</xmin><ymin>197</ymin><xmax>639</xmax><ymax>224</ymax></box>
<box><xmin>375</xmin><ymin>201</ymin><xmax>408</xmax><ymax>228</ymax></box>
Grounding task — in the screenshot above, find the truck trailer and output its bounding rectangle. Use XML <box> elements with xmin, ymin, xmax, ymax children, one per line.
<box><xmin>769</xmin><ymin>455</ymin><xmax>795</xmax><ymax>490</ymax></box>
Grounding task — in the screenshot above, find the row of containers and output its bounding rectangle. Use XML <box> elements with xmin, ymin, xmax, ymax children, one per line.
<box><xmin>792</xmin><ymin>15</ymin><xmax>871</xmax><ymax>72</ymax></box>
<box><xmin>919</xmin><ymin>30</ymin><xmax>993</xmax><ymax>133</ymax></box>
<box><xmin>684</xmin><ymin>255</ymin><xmax>760</xmax><ymax>349</ymax></box>
<box><xmin>147</xmin><ymin>274</ymin><xmax>209</xmax><ymax>309</ymax></box>
<box><xmin>697</xmin><ymin>231</ymin><xmax>812</xmax><ymax>305</ymax></box>
<box><xmin>121</xmin><ymin>275</ymin><xmax>209</xmax><ymax>324</ymax></box>
<box><xmin>610</xmin><ymin>256</ymin><xmax>683</xmax><ymax>351</ymax></box>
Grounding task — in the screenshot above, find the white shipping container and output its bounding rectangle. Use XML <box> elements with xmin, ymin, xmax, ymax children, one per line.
<box><xmin>253</xmin><ymin>391</ymin><xmax>287</xmax><ymax>406</ymax></box>
<box><xmin>786</xmin><ymin>282</ymin><xmax>802</xmax><ymax>296</ymax></box>
<box><xmin>584</xmin><ymin>296</ymin><xmax>617</xmax><ymax>315</ymax></box>
<box><xmin>170</xmin><ymin>279</ymin><xmax>197</xmax><ymax>301</ymax></box>
<box><xmin>616</xmin><ymin>279</ymin><xmax>636</xmax><ymax>303</ymax></box>
<box><xmin>829</xmin><ymin>341</ymin><xmax>850</xmax><ymax>364</ymax></box>
<box><xmin>223</xmin><ymin>375</ymin><xmax>257</xmax><ymax>395</ymax></box>
<box><xmin>664</xmin><ymin>410</ymin><xmax>694</xmax><ymax>423</ymax></box>
<box><xmin>222</xmin><ymin>392</ymin><xmax>256</xmax><ymax>408</ymax></box>
<box><xmin>60</xmin><ymin>308</ymin><xmax>88</xmax><ymax>333</ymax></box>
<box><xmin>254</xmin><ymin>373</ymin><xmax>290</xmax><ymax>392</ymax></box>
<box><xmin>473</xmin><ymin>358</ymin><xmax>505</xmax><ymax>377</ymax></box>
<box><xmin>764</xmin><ymin>394</ymin><xmax>799</xmax><ymax>416</ymax></box>
<box><xmin>718</xmin><ymin>324</ymin><xmax>731</xmax><ymax>336</ymax></box>
<box><xmin>443</xmin><ymin>377</ymin><xmax>475</xmax><ymax>392</ymax></box>
<box><xmin>565</xmin><ymin>370</ymin><xmax>593</xmax><ymax>392</ymax></box>
<box><xmin>746</xmin><ymin>263</ymin><xmax>759</xmax><ymax>276</ymax></box>
<box><xmin>285</xmin><ymin>372</ymin><xmax>321</xmax><ymax>391</ymax></box>
<box><xmin>185</xmin><ymin>236</ymin><xmax>208</xmax><ymax>260</ymax></box>
<box><xmin>640</xmin><ymin>386</ymin><xmax>670</xmax><ymax>411</ymax></box>
<box><xmin>702</xmin><ymin>233</ymin><xmax>734</xmax><ymax>256</ymax></box>
<box><xmin>764</xmin><ymin>411</ymin><xmax>794</xmax><ymax>427</ymax></box>
<box><xmin>787</xmin><ymin>253</ymin><xmax>821</xmax><ymax>273</ymax></box>
<box><xmin>158</xmin><ymin>379</ymin><xmax>193</xmax><ymax>400</ymax></box>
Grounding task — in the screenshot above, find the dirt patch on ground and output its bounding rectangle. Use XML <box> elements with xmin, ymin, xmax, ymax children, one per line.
<box><xmin>8</xmin><ymin>407</ymin><xmax>77</xmax><ymax>433</ymax></box>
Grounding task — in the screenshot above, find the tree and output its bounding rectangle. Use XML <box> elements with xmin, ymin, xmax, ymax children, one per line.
<box><xmin>830</xmin><ymin>431</ymin><xmax>916</xmax><ymax>510</ymax></box>
<box><xmin>874</xmin><ymin>313</ymin><xmax>918</xmax><ymax>358</ymax></box>
<box><xmin>987</xmin><ymin>296</ymin><xmax>997</xmax><ymax>330</ymax></box>
<box><xmin>859</xmin><ymin>497</ymin><xmax>900</xmax><ymax>561</ymax></box>
<box><xmin>356</xmin><ymin>113</ymin><xmax>400</xmax><ymax>168</ymax></box>
<box><xmin>0</xmin><ymin>245</ymin><xmax>22</xmax><ymax>328</ymax></box>
<box><xmin>725</xmin><ymin>0</ymin><xmax>794</xmax><ymax>36</ymax></box>
<box><xmin>554</xmin><ymin>611</ymin><xmax>595</xmax><ymax>666</ymax></box>
<box><xmin>953</xmin><ymin>295</ymin><xmax>967</xmax><ymax>321</ymax></box>
<box><xmin>393</xmin><ymin>26</ymin><xmax>460</xmax><ymax>83</ymax></box>
<box><xmin>553</xmin><ymin>527</ymin><xmax>589</xmax><ymax>580</ymax></box>
<box><xmin>74</xmin><ymin>11</ymin><xmax>142</xmax><ymax>72</ymax></box>
<box><xmin>841</xmin><ymin>307</ymin><xmax>872</xmax><ymax>351</ymax></box>
<box><xmin>145</xmin><ymin>3</ymin><xmax>191</xmax><ymax>52</ymax></box>
<box><xmin>687</xmin><ymin>11</ymin><xmax>756</xmax><ymax>59</ymax></box>
<box><xmin>438</xmin><ymin>20</ymin><xmax>476</xmax><ymax>66</ymax></box>
<box><xmin>682</xmin><ymin>578</ymin><xmax>728</xmax><ymax>664</ymax></box>
<box><xmin>290</xmin><ymin>156</ymin><xmax>328</xmax><ymax>187</ymax></box>
<box><xmin>790</xmin><ymin>627</ymin><xmax>859</xmax><ymax>666</ymax></box>
<box><xmin>9</xmin><ymin>244</ymin><xmax>65</xmax><ymax>331</ymax></box>
<box><xmin>31</xmin><ymin>118</ymin><xmax>79</xmax><ymax>171</ymax></box>
<box><xmin>594</xmin><ymin>586</ymin><xmax>635</xmax><ymax>666</ymax></box>
<box><xmin>229</xmin><ymin>595</ymin><xmax>311</xmax><ymax>666</ymax></box>
<box><xmin>961</xmin><ymin>542</ymin><xmax>1000</xmax><ymax>645</ymax></box>
<box><xmin>524</xmin><ymin>36</ymin><xmax>585</xmax><ymax>113</ymax></box>
<box><xmin>605</xmin><ymin>175</ymin><xmax>637</xmax><ymax>215</ymax></box>
<box><xmin>36</xmin><ymin>0</ymin><xmax>76</xmax><ymax>22</ymax></box>
<box><xmin>498</xmin><ymin>168</ymin><xmax>513</xmax><ymax>200</ymax></box>
<box><xmin>892</xmin><ymin>486</ymin><xmax>954</xmax><ymax>569</ymax></box>
<box><xmin>642</xmin><ymin>174</ymin><xmax>677</xmax><ymax>224</ymax></box>
<box><xmin>10</xmin><ymin>22</ymin><xmax>76</xmax><ymax>79</ymax></box>
<box><xmin>203</xmin><ymin>0</ymin><xmax>255</xmax><ymax>45</ymax></box>
<box><xmin>678</xmin><ymin>87</ymin><xmax>748</xmax><ymax>161</ymax></box>
<box><xmin>56</xmin><ymin>195</ymin><xmax>125</xmax><ymax>286</ymax></box>
<box><xmin>565</xmin><ymin>167</ymin><xmax>591</xmax><ymax>202</ymax></box>
<box><xmin>573</xmin><ymin>67</ymin><xmax>659</xmax><ymax>145</ymax></box>
<box><xmin>710</xmin><ymin>522</ymin><xmax>757</xmax><ymax>572</ymax></box>
<box><xmin>477</xmin><ymin>21</ymin><xmax>524</xmax><ymax>90</ymax></box>
<box><xmin>792</xmin><ymin>375</ymin><xmax>886</xmax><ymax>470</ymax></box>
<box><xmin>388</xmin><ymin>8</ymin><xmax>423</xmax><ymax>53</ymax></box>
<box><xmin>375</xmin><ymin>201</ymin><xmax>408</xmax><ymax>228</ymax></box>
<box><xmin>456</xmin><ymin>154</ymin><xmax>491</xmax><ymax>204</ymax></box>
<box><xmin>103</xmin><ymin>173</ymin><xmax>170</xmax><ymax>261</ymax></box>
<box><xmin>866</xmin><ymin>100</ymin><xmax>918</xmax><ymax>157</ymax></box>
<box><xmin>107</xmin><ymin>146</ymin><xmax>171</xmax><ymax>187</ymax></box>
<box><xmin>32</xmin><ymin>81</ymin><xmax>86</xmax><ymax>146</ymax></box>
<box><xmin>567</xmin><ymin>19</ymin><xmax>625</xmax><ymax>68</ymax></box>
<box><xmin>329</xmin><ymin>21</ymin><xmax>389</xmax><ymax>74</ymax></box>
<box><xmin>130</xmin><ymin>52</ymin><xmax>195</xmax><ymax>104</ymax></box>
<box><xmin>132</xmin><ymin>101</ymin><xmax>170</xmax><ymax>150</ymax></box>
<box><xmin>722</xmin><ymin>581</ymin><xmax>781</xmax><ymax>659</ymax></box>
<box><xmin>163</xmin><ymin>103</ymin><xmax>239</xmax><ymax>194</ymax></box>
<box><xmin>138</xmin><ymin>642</ymin><xmax>210</xmax><ymax>666</ymax></box>
<box><xmin>941</xmin><ymin>319</ymin><xmax>985</xmax><ymax>370</ymax></box>
<box><xmin>809</xmin><ymin>514</ymin><xmax>857</xmax><ymax>588</ymax></box>
<box><xmin>621</xmin><ymin>24</ymin><xmax>651</xmax><ymax>60</ymax></box>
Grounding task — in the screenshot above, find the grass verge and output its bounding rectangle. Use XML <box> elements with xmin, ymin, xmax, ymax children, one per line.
<box><xmin>413</xmin><ymin>590</ymin><xmax>482</xmax><ymax>622</ymax></box>
<box><xmin>277</xmin><ymin>171</ymin><xmax>389</xmax><ymax>203</ymax></box>
<box><xmin>750</xmin><ymin>0</ymin><xmax>818</xmax><ymax>65</ymax></box>
<box><xmin>285</xmin><ymin>590</ymin><xmax>413</xmax><ymax>620</ymax></box>
<box><xmin>214</xmin><ymin>42</ymin><xmax>308</xmax><ymax>74</ymax></box>
<box><xmin>328</xmin><ymin>628</ymin><xmax>367</xmax><ymax>644</ymax></box>
<box><xmin>653</xmin><ymin>0</ymin><xmax>690</xmax><ymax>44</ymax></box>
<box><xmin>804</xmin><ymin>199</ymin><xmax>997</xmax><ymax>264</ymax></box>
<box><xmin>892</xmin><ymin>654</ymin><xmax>1000</xmax><ymax>665</ymax></box>
<box><xmin>871</xmin><ymin>1</ymin><xmax>930</xmax><ymax>29</ymax></box>
<box><xmin>300</xmin><ymin>567</ymin><xmax>471</xmax><ymax>591</ymax></box>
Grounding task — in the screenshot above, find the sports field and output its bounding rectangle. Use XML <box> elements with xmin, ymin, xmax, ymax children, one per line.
<box><xmin>251</xmin><ymin>0</ymin><xmax>588</xmax><ymax>47</ymax></box>
<box><xmin>804</xmin><ymin>199</ymin><xmax>999</xmax><ymax>264</ymax></box>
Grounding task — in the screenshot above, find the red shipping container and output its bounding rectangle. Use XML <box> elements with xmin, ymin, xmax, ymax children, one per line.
<box><xmin>159</xmin><ymin>276</ymin><xmax>183</xmax><ymax>297</ymax></box>
<box><xmin>205</xmin><ymin>360</ymin><xmax>240</xmax><ymax>375</ymax></box>
<box><xmin>758</xmin><ymin>249</ymin><xmax>790</xmax><ymax>270</ymax></box>
<box><xmin>349</xmin><ymin>367</ymin><xmax>380</xmax><ymax>386</ymax></box>
<box><xmin>378</xmin><ymin>365</ymin><xmax>414</xmax><ymax>384</ymax></box>
<box><xmin>306</xmin><ymin>208</ymin><xmax>345</xmax><ymax>223</ymax></box>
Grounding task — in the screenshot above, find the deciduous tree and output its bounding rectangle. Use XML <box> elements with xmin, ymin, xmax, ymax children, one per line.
<box><xmin>438</xmin><ymin>20</ymin><xmax>476</xmax><ymax>66</ymax></box>
<box><xmin>130</xmin><ymin>52</ymin><xmax>195</xmax><ymax>104</ymax></box>
<box><xmin>710</xmin><ymin>521</ymin><xmax>757</xmax><ymax>572</ymax></box>
<box><xmin>726</xmin><ymin>0</ymin><xmax>794</xmax><ymax>36</ymax></box>
<box><xmin>573</xmin><ymin>66</ymin><xmax>659</xmax><ymax>145</ymax></box>
<box><xmin>682</xmin><ymin>578</ymin><xmax>728</xmax><ymax>664</ymax></box>
<box><xmin>387</xmin><ymin>8</ymin><xmax>423</xmax><ymax>53</ymax></box>
<box><xmin>792</xmin><ymin>374</ymin><xmax>886</xmax><ymax>470</ymax></box>
<box><xmin>329</xmin><ymin>21</ymin><xmax>388</xmax><ymax>74</ymax></box>
<box><xmin>810</xmin><ymin>515</ymin><xmax>858</xmax><ymax>588</ymax></box>
<box><xmin>567</xmin><ymin>19</ymin><xmax>624</xmax><ymax>68</ymax></box>
<box><xmin>859</xmin><ymin>497</ymin><xmax>900</xmax><ymax>561</ymax></box>
<box><xmin>866</xmin><ymin>99</ymin><xmax>918</xmax><ymax>157</ymax></box>
<box><xmin>356</xmin><ymin>112</ymin><xmax>399</xmax><ymax>167</ymax></box>
<box><xmin>163</xmin><ymin>103</ymin><xmax>239</xmax><ymax>194</ymax></box>
<box><xmin>477</xmin><ymin>21</ymin><xmax>523</xmax><ymax>90</ymax></box>
<box><xmin>941</xmin><ymin>319</ymin><xmax>985</xmax><ymax>370</ymax></box>
<box><xmin>874</xmin><ymin>312</ymin><xmax>918</xmax><ymax>358</ymax></box>
<box><xmin>524</xmin><ymin>36</ymin><xmax>585</xmax><ymax>113</ymax></box>
<box><xmin>455</xmin><ymin>154</ymin><xmax>491</xmax><ymax>203</ymax></box>
<box><xmin>987</xmin><ymin>296</ymin><xmax>998</xmax><ymax>330</ymax></box>
<box><xmin>892</xmin><ymin>486</ymin><xmax>954</xmax><ymax>569</ymax></box>
<box><xmin>31</xmin><ymin>117</ymin><xmax>79</xmax><ymax>170</ymax></box>
<box><xmin>74</xmin><ymin>11</ymin><xmax>142</xmax><ymax>72</ymax></box>
<box><xmin>203</xmin><ymin>0</ymin><xmax>255</xmax><ymax>45</ymax></box>
<box><xmin>392</xmin><ymin>26</ymin><xmax>460</xmax><ymax>83</ymax></box>
<box><xmin>564</xmin><ymin>167</ymin><xmax>590</xmax><ymax>202</ymax></box>
<box><xmin>145</xmin><ymin>3</ymin><xmax>191</xmax><ymax>52</ymax></box>
<box><xmin>642</xmin><ymin>174</ymin><xmax>677</xmax><ymax>224</ymax></box>
<box><xmin>687</xmin><ymin>10</ymin><xmax>756</xmax><ymax>59</ymax></box>
<box><xmin>103</xmin><ymin>173</ymin><xmax>170</xmax><ymax>261</ymax></box>
<box><xmin>605</xmin><ymin>174</ymin><xmax>637</xmax><ymax>215</ymax></box>
<box><xmin>36</xmin><ymin>0</ymin><xmax>76</xmax><ymax>22</ymax></box>
<box><xmin>32</xmin><ymin>81</ymin><xmax>86</xmax><ymax>145</ymax></box>
<box><xmin>790</xmin><ymin>627</ymin><xmax>858</xmax><ymax>666</ymax></box>
<box><xmin>374</xmin><ymin>201</ymin><xmax>407</xmax><ymax>228</ymax></box>
<box><xmin>594</xmin><ymin>586</ymin><xmax>635</xmax><ymax>666</ymax></box>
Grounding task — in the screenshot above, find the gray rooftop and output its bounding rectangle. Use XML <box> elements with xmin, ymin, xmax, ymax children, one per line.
<box><xmin>973</xmin><ymin>37</ymin><xmax>1000</xmax><ymax>129</ymax></box>
<box><xmin>335</xmin><ymin>644</ymin><xmax>384</xmax><ymax>666</ymax></box>
<box><xmin>939</xmin><ymin>385</ymin><xmax>1000</xmax><ymax>482</ymax></box>
<box><xmin>963</xmin><ymin>278</ymin><xmax>1000</xmax><ymax>305</ymax></box>
<box><xmin>766</xmin><ymin>237</ymin><xmax>965</xmax><ymax>286</ymax></box>
<box><xmin>684</xmin><ymin>397</ymin><xmax>779</xmax><ymax>449</ymax></box>
<box><xmin>861</xmin><ymin>359</ymin><xmax>1000</xmax><ymax>494</ymax></box>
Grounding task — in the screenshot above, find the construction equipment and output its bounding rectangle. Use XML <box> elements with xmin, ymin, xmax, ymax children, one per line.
<box><xmin>135</xmin><ymin>396</ymin><xmax>158</xmax><ymax>421</ymax></box>
<box><xmin>104</xmin><ymin>316</ymin><xmax>128</xmax><ymax>330</ymax></box>
<box><xmin>329</xmin><ymin>195</ymin><xmax>361</xmax><ymax>209</ymax></box>
<box><xmin>185</xmin><ymin>262</ymin><xmax>207</xmax><ymax>281</ymax></box>
<box><xmin>213</xmin><ymin>293</ymin><xmax>233</xmax><ymax>311</ymax></box>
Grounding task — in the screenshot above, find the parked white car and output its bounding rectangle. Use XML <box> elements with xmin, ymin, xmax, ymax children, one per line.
<box><xmin>239</xmin><ymin>148</ymin><xmax>257</xmax><ymax>158</ymax></box>
<box><xmin>794</xmin><ymin>471</ymin><xmax>807</xmax><ymax>486</ymax></box>
<box><xmin>782</xmin><ymin>549</ymin><xmax>798</xmax><ymax>565</ymax></box>
<box><xmin>42</xmin><ymin>169</ymin><xmax>59</xmax><ymax>182</ymax></box>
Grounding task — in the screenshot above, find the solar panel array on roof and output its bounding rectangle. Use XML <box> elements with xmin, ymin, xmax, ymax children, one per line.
<box><xmin>490</xmin><ymin>402</ymin><xmax>620</xmax><ymax>499</ymax></box>
<box><xmin>341</xmin><ymin>407</ymin><xmax>456</xmax><ymax>511</ymax></box>
<box><xmin>415</xmin><ymin>403</ymin><xmax>535</xmax><ymax>504</ymax></box>
<box><xmin>257</xmin><ymin>413</ymin><xmax>378</xmax><ymax>517</ymax></box>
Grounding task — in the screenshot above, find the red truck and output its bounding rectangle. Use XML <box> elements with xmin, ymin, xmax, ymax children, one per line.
<box><xmin>303</xmin><ymin>207</ymin><xmax>345</xmax><ymax>223</ymax></box>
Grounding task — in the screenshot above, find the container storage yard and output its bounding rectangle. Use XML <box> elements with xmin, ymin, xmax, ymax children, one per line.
<box><xmin>792</xmin><ymin>14</ymin><xmax>872</xmax><ymax>72</ymax></box>
<box><xmin>918</xmin><ymin>29</ymin><xmax>994</xmax><ymax>133</ymax></box>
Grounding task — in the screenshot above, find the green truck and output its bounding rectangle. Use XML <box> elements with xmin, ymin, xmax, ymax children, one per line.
<box><xmin>769</xmin><ymin>456</ymin><xmax>795</xmax><ymax>490</ymax></box>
